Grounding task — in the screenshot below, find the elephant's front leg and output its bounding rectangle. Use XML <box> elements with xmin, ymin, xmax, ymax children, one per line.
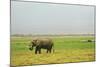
<box><xmin>35</xmin><ymin>47</ymin><xmax>38</xmax><ymax>54</ymax></box>
<box><xmin>35</xmin><ymin>49</ymin><xmax>37</xmax><ymax>54</ymax></box>
<box><xmin>35</xmin><ymin>46</ymin><xmax>41</xmax><ymax>54</ymax></box>
<box><xmin>39</xmin><ymin>49</ymin><xmax>41</xmax><ymax>54</ymax></box>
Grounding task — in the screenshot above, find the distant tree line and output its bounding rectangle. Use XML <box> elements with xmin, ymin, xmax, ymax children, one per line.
<box><xmin>11</xmin><ymin>34</ymin><xmax>95</xmax><ymax>37</ymax></box>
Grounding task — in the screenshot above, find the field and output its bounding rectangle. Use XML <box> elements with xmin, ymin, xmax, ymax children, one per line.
<box><xmin>11</xmin><ymin>35</ymin><xmax>95</xmax><ymax>66</ymax></box>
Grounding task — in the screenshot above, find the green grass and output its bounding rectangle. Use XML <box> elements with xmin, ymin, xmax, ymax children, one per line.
<box><xmin>11</xmin><ymin>36</ymin><xmax>95</xmax><ymax>66</ymax></box>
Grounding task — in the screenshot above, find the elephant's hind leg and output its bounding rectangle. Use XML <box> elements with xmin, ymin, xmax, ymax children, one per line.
<box><xmin>39</xmin><ymin>49</ymin><xmax>41</xmax><ymax>54</ymax></box>
<box><xmin>49</xmin><ymin>49</ymin><xmax>51</xmax><ymax>53</ymax></box>
<box><xmin>47</xmin><ymin>49</ymin><xmax>49</xmax><ymax>53</ymax></box>
<box><xmin>47</xmin><ymin>49</ymin><xmax>51</xmax><ymax>53</ymax></box>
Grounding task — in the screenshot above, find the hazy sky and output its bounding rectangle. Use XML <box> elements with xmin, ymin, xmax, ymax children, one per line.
<box><xmin>11</xmin><ymin>1</ymin><xmax>95</xmax><ymax>35</ymax></box>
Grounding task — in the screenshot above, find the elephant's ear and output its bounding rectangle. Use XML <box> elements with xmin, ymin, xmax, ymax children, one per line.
<box><xmin>36</xmin><ymin>40</ymin><xmax>40</xmax><ymax>45</ymax></box>
<box><xmin>31</xmin><ymin>40</ymin><xmax>37</xmax><ymax>46</ymax></box>
<box><xmin>32</xmin><ymin>40</ymin><xmax>37</xmax><ymax>43</ymax></box>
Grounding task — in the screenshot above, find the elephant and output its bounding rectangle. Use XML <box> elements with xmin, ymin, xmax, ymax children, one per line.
<box><xmin>29</xmin><ymin>38</ymin><xmax>54</xmax><ymax>54</ymax></box>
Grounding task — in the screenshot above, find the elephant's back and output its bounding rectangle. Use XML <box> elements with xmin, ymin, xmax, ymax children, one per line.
<box><xmin>38</xmin><ymin>38</ymin><xmax>53</xmax><ymax>45</ymax></box>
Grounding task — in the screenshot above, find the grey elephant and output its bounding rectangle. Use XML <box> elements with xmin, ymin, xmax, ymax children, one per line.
<box><xmin>29</xmin><ymin>38</ymin><xmax>54</xmax><ymax>54</ymax></box>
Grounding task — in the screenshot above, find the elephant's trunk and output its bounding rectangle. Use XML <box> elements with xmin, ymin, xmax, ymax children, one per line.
<box><xmin>29</xmin><ymin>43</ymin><xmax>34</xmax><ymax>51</ymax></box>
<box><xmin>29</xmin><ymin>47</ymin><xmax>33</xmax><ymax>51</ymax></box>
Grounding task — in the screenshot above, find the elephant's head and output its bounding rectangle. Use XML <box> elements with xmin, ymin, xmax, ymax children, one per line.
<box><xmin>29</xmin><ymin>40</ymin><xmax>37</xmax><ymax>51</ymax></box>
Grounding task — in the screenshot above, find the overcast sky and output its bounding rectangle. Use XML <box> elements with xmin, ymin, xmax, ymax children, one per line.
<box><xmin>11</xmin><ymin>1</ymin><xmax>95</xmax><ymax>35</ymax></box>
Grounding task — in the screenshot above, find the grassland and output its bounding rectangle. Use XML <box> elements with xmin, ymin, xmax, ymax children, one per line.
<box><xmin>11</xmin><ymin>35</ymin><xmax>95</xmax><ymax>66</ymax></box>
